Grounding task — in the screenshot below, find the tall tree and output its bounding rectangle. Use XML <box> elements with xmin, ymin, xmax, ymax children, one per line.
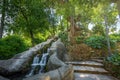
<box><xmin>10</xmin><ymin>0</ymin><xmax>49</xmax><ymax>46</ymax></box>
<box><xmin>103</xmin><ymin>3</ymin><xmax>117</xmax><ymax>55</ymax></box>
<box><xmin>0</xmin><ymin>0</ymin><xmax>6</xmax><ymax>38</ymax></box>
<box><xmin>116</xmin><ymin>0</ymin><xmax>120</xmax><ymax>17</ymax></box>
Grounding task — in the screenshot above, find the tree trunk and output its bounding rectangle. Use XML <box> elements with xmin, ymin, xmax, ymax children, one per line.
<box><xmin>70</xmin><ymin>16</ymin><xmax>75</xmax><ymax>36</ymax></box>
<box><xmin>60</xmin><ymin>16</ymin><xmax>63</xmax><ymax>31</ymax></box>
<box><xmin>19</xmin><ymin>7</ymin><xmax>35</xmax><ymax>46</ymax></box>
<box><xmin>117</xmin><ymin>0</ymin><xmax>120</xmax><ymax>18</ymax></box>
<box><xmin>52</xmin><ymin>20</ymin><xmax>55</xmax><ymax>36</ymax></box>
<box><xmin>0</xmin><ymin>0</ymin><xmax>6</xmax><ymax>38</ymax></box>
<box><xmin>104</xmin><ymin>15</ymin><xmax>112</xmax><ymax>56</ymax></box>
<box><xmin>70</xmin><ymin>5</ymin><xmax>75</xmax><ymax>36</ymax></box>
<box><xmin>29</xmin><ymin>29</ymin><xmax>35</xmax><ymax>46</ymax></box>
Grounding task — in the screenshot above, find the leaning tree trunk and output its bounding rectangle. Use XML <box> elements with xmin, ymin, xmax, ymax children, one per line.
<box><xmin>29</xmin><ymin>29</ymin><xmax>35</xmax><ymax>46</ymax></box>
<box><xmin>70</xmin><ymin>5</ymin><xmax>75</xmax><ymax>36</ymax></box>
<box><xmin>29</xmin><ymin>30</ymin><xmax>35</xmax><ymax>46</ymax></box>
<box><xmin>117</xmin><ymin>0</ymin><xmax>120</xmax><ymax>18</ymax></box>
<box><xmin>0</xmin><ymin>0</ymin><xmax>6</xmax><ymax>38</ymax></box>
<box><xmin>104</xmin><ymin>15</ymin><xmax>112</xmax><ymax>56</ymax></box>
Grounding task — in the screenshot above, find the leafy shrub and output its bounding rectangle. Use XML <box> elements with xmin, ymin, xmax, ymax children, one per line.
<box><xmin>76</xmin><ymin>36</ymin><xmax>84</xmax><ymax>44</ymax></box>
<box><xmin>58</xmin><ymin>31</ymin><xmax>68</xmax><ymax>45</ymax></box>
<box><xmin>84</xmin><ymin>36</ymin><xmax>115</xmax><ymax>49</ymax></box>
<box><xmin>34</xmin><ymin>38</ymin><xmax>44</xmax><ymax>45</ymax></box>
<box><xmin>0</xmin><ymin>35</ymin><xmax>29</xmax><ymax>60</ymax></box>
<box><xmin>106</xmin><ymin>53</ymin><xmax>120</xmax><ymax>65</ymax></box>
<box><xmin>110</xmin><ymin>33</ymin><xmax>120</xmax><ymax>42</ymax></box>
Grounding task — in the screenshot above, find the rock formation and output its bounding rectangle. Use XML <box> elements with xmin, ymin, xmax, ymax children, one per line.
<box><xmin>23</xmin><ymin>39</ymin><xmax>74</xmax><ymax>80</ymax></box>
<box><xmin>0</xmin><ymin>39</ymin><xmax>53</xmax><ymax>77</ymax></box>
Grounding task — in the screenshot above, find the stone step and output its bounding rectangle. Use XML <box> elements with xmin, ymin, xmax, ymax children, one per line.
<box><xmin>91</xmin><ymin>59</ymin><xmax>104</xmax><ymax>63</ymax></box>
<box><xmin>66</xmin><ymin>61</ymin><xmax>104</xmax><ymax>68</ymax></box>
<box><xmin>74</xmin><ymin>73</ymin><xmax>118</xmax><ymax>80</ymax></box>
<box><xmin>91</xmin><ymin>57</ymin><xmax>104</xmax><ymax>60</ymax></box>
<box><xmin>73</xmin><ymin>66</ymin><xmax>109</xmax><ymax>74</ymax></box>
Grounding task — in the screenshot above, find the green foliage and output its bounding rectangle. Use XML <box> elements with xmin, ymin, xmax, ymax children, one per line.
<box><xmin>0</xmin><ymin>35</ymin><xmax>29</xmax><ymax>60</ymax></box>
<box><xmin>84</xmin><ymin>36</ymin><xmax>115</xmax><ymax>49</ymax></box>
<box><xmin>92</xmin><ymin>24</ymin><xmax>105</xmax><ymax>36</ymax></box>
<box><xmin>58</xmin><ymin>31</ymin><xmax>68</xmax><ymax>45</ymax></box>
<box><xmin>8</xmin><ymin>0</ymin><xmax>50</xmax><ymax>45</ymax></box>
<box><xmin>106</xmin><ymin>53</ymin><xmax>120</xmax><ymax>65</ymax></box>
<box><xmin>76</xmin><ymin>36</ymin><xmax>84</xmax><ymax>44</ymax></box>
<box><xmin>110</xmin><ymin>33</ymin><xmax>120</xmax><ymax>42</ymax></box>
<box><xmin>33</xmin><ymin>38</ymin><xmax>45</xmax><ymax>45</ymax></box>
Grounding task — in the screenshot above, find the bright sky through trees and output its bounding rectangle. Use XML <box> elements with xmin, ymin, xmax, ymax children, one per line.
<box><xmin>88</xmin><ymin>15</ymin><xmax>120</xmax><ymax>33</ymax></box>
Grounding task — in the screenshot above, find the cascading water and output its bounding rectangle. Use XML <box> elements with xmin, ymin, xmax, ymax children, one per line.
<box><xmin>26</xmin><ymin>48</ymin><xmax>50</xmax><ymax>77</ymax></box>
<box><xmin>39</xmin><ymin>53</ymin><xmax>49</xmax><ymax>73</ymax></box>
<box><xmin>26</xmin><ymin>55</ymin><xmax>40</xmax><ymax>77</ymax></box>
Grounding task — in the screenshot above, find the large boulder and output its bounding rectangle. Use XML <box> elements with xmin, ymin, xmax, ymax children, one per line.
<box><xmin>0</xmin><ymin>50</ymin><xmax>36</xmax><ymax>76</ymax></box>
<box><xmin>49</xmin><ymin>39</ymin><xmax>69</xmax><ymax>61</ymax></box>
<box><xmin>47</xmin><ymin>53</ymin><xmax>66</xmax><ymax>70</ymax></box>
<box><xmin>23</xmin><ymin>74</ymin><xmax>50</xmax><ymax>80</ymax></box>
<box><xmin>47</xmin><ymin>39</ymin><xmax>70</xmax><ymax>71</ymax></box>
<box><xmin>23</xmin><ymin>65</ymin><xmax>73</xmax><ymax>80</ymax></box>
<box><xmin>29</xmin><ymin>39</ymin><xmax>53</xmax><ymax>52</ymax></box>
<box><xmin>0</xmin><ymin>76</ymin><xmax>10</xmax><ymax>80</ymax></box>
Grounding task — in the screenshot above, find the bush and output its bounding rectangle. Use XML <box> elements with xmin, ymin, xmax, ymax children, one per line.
<box><xmin>110</xmin><ymin>33</ymin><xmax>120</xmax><ymax>42</ymax></box>
<box><xmin>76</xmin><ymin>36</ymin><xmax>84</xmax><ymax>44</ymax></box>
<box><xmin>0</xmin><ymin>35</ymin><xmax>29</xmax><ymax>60</ymax></box>
<box><xmin>34</xmin><ymin>38</ymin><xmax>44</xmax><ymax>45</ymax></box>
<box><xmin>106</xmin><ymin>53</ymin><xmax>120</xmax><ymax>65</ymax></box>
<box><xmin>84</xmin><ymin>36</ymin><xmax>115</xmax><ymax>49</ymax></box>
<box><xmin>105</xmin><ymin>52</ymin><xmax>120</xmax><ymax>79</ymax></box>
<box><xmin>58</xmin><ymin>31</ymin><xmax>68</xmax><ymax>46</ymax></box>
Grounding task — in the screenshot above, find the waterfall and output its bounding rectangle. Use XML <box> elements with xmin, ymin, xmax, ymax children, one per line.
<box><xmin>25</xmin><ymin>48</ymin><xmax>50</xmax><ymax>77</ymax></box>
<box><xmin>39</xmin><ymin>53</ymin><xmax>48</xmax><ymax>73</ymax></box>
<box><xmin>25</xmin><ymin>55</ymin><xmax>40</xmax><ymax>77</ymax></box>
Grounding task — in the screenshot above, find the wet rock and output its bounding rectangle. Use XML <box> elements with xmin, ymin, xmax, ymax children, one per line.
<box><xmin>23</xmin><ymin>65</ymin><xmax>73</xmax><ymax>80</ymax></box>
<box><xmin>46</xmin><ymin>65</ymin><xmax>73</xmax><ymax>80</ymax></box>
<box><xmin>0</xmin><ymin>76</ymin><xmax>10</xmax><ymax>80</ymax></box>
<box><xmin>23</xmin><ymin>74</ymin><xmax>50</xmax><ymax>80</ymax></box>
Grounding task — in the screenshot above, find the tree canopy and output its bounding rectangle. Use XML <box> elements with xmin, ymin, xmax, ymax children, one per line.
<box><xmin>0</xmin><ymin>0</ymin><xmax>119</xmax><ymax>46</ymax></box>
